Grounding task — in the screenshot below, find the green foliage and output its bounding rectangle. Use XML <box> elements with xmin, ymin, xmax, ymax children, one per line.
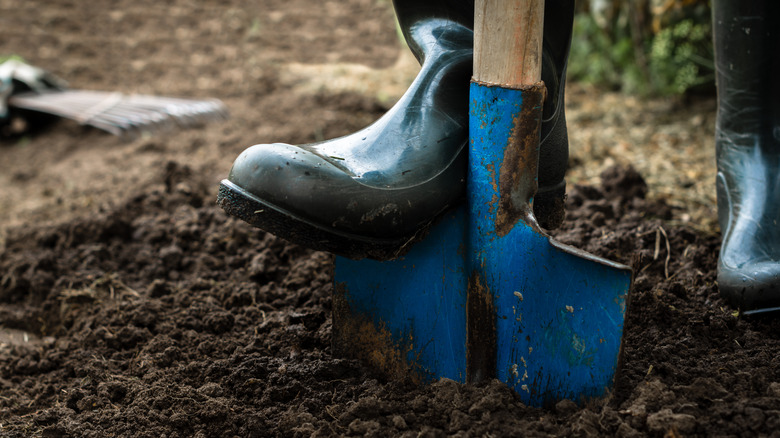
<box><xmin>568</xmin><ymin>6</ymin><xmax>714</xmax><ymax>97</ymax></box>
<box><xmin>649</xmin><ymin>18</ymin><xmax>714</xmax><ymax>95</ymax></box>
<box><xmin>568</xmin><ymin>14</ymin><xmax>646</xmax><ymax>93</ymax></box>
<box><xmin>0</xmin><ymin>54</ymin><xmax>26</xmax><ymax>64</ymax></box>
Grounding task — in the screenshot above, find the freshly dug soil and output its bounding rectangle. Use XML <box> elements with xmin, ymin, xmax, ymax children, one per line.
<box><xmin>2</xmin><ymin>0</ymin><xmax>780</xmax><ymax>437</ymax></box>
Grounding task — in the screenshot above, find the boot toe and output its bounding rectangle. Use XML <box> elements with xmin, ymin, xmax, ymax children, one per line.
<box><xmin>718</xmin><ymin>259</ymin><xmax>780</xmax><ymax>313</ymax></box>
<box><xmin>228</xmin><ymin>143</ymin><xmax>353</xmax><ymax>221</ymax></box>
<box><xmin>226</xmin><ymin>142</ymin><xmax>384</xmax><ymax>236</ymax></box>
<box><xmin>220</xmin><ymin>142</ymin><xmax>464</xmax><ymax>259</ymax></box>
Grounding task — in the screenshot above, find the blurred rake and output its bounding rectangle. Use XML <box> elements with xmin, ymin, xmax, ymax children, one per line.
<box><xmin>1</xmin><ymin>59</ymin><xmax>228</xmax><ymax>136</ymax></box>
<box><xmin>8</xmin><ymin>90</ymin><xmax>228</xmax><ymax>136</ymax></box>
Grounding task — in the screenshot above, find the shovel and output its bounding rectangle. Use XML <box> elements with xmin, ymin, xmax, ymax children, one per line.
<box><xmin>334</xmin><ymin>0</ymin><xmax>632</xmax><ymax>406</ymax></box>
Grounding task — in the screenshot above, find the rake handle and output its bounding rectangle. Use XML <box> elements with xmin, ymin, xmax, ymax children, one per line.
<box><xmin>473</xmin><ymin>0</ymin><xmax>544</xmax><ymax>86</ymax></box>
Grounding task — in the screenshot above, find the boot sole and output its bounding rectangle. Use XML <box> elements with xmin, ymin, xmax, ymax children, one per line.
<box><xmin>217</xmin><ymin>180</ymin><xmax>428</xmax><ymax>260</ymax></box>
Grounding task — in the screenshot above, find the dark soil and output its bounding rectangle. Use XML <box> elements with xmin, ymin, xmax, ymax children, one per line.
<box><xmin>2</xmin><ymin>0</ymin><xmax>780</xmax><ymax>437</ymax></box>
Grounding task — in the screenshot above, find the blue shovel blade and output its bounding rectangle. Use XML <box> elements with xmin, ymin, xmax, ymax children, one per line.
<box><xmin>334</xmin><ymin>205</ymin><xmax>632</xmax><ymax>406</ymax></box>
<box><xmin>470</xmin><ymin>214</ymin><xmax>632</xmax><ymax>405</ymax></box>
<box><xmin>334</xmin><ymin>207</ymin><xmax>469</xmax><ymax>383</ymax></box>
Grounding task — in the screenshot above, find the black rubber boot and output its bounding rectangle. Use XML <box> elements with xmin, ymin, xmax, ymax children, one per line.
<box><xmin>713</xmin><ymin>0</ymin><xmax>780</xmax><ymax>313</ymax></box>
<box><xmin>218</xmin><ymin>0</ymin><xmax>574</xmax><ymax>260</ymax></box>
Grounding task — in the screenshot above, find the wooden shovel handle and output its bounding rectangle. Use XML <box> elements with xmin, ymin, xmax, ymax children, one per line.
<box><xmin>473</xmin><ymin>0</ymin><xmax>544</xmax><ymax>87</ymax></box>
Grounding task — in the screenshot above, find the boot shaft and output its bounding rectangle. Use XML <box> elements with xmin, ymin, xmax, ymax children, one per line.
<box><xmin>713</xmin><ymin>0</ymin><xmax>780</xmax><ymax>148</ymax></box>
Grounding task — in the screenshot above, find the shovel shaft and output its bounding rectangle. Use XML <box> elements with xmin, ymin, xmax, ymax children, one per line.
<box><xmin>470</xmin><ymin>0</ymin><xmax>546</xmax><ymax>235</ymax></box>
<box><xmin>473</xmin><ymin>0</ymin><xmax>544</xmax><ymax>86</ymax></box>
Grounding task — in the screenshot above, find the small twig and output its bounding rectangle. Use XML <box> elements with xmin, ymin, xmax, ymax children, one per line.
<box><xmin>658</xmin><ymin>226</ymin><xmax>671</xmax><ymax>279</ymax></box>
<box><xmin>325</xmin><ymin>405</ymin><xmax>339</xmax><ymax>421</ymax></box>
<box><xmin>653</xmin><ymin>228</ymin><xmax>661</xmax><ymax>260</ymax></box>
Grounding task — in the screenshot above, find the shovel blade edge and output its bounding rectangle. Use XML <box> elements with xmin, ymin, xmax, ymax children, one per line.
<box><xmin>472</xmin><ymin>218</ymin><xmax>632</xmax><ymax>406</ymax></box>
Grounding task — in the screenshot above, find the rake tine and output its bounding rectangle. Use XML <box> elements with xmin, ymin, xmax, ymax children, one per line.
<box><xmin>60</xmin><ymin>97</ymin><xmax>167</xmax><ymax>132</ymax></box>
<box><xmin>132</xmin><ymin>95</ymin><xmax>229</xmax><ymax>122</ymax></box>
<box><xmin>75</xmin><ymin>115</ymin><xmax>124</xmax><ymax>136</ymax></box>
<box><xmin>87</xmin><ymin>110</ymin><xmax>145</xmax><ymax>131</ymax></box>
<box><xmin>119</xmin><ymin>96</ymin><xmax>226</xmax><ymax>127</ymax></box>
<box><xmin>105</xmin><ymin>102</ymin><xmax>170</xmax><ymax>127</ymax></box>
